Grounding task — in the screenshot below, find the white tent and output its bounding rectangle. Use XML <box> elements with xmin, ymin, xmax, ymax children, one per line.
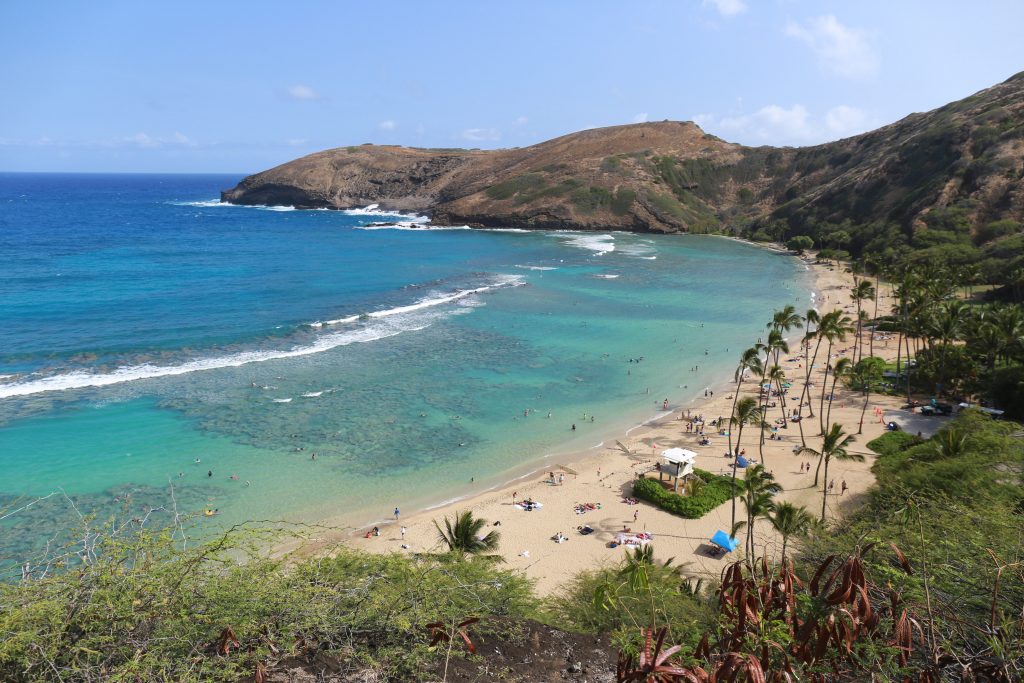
<box><xmin>661</xmin><ymin>448</ymin><xmax>697</xmax><ymax>491</ymax></box>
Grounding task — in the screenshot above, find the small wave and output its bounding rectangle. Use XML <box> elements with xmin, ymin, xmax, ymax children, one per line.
<box><xmin>301</xmin><ymin>391</ymin><xmax>324</xmax><ymax>398</ymax></box>
<box><xmin>355</xmin><ymin>223</ymin><xmax>470</xmax><ymax>232</ymax></box>
<box><xmin>593</xmin><ymin>274</ymin><xmax>620</xmax><ymax>279</ymax></box>
<box><xmin>309</xmin><ymin>275</ymin><xmax>524</xmax><ymax>327</ymax></box>
<box><xmin>272</xmin><ymin>398</ymin><xmax>293</xmax><ymax>403</ymax></box>
<box><xmin>556</xmin><ymin>232</ymin><xmax>615</xmax><ymax>256</ymax></box>
<box><xmin>638</xmin><ymin>256</ymin><xmax>657</xmax><ymax>260</ymax></box>
<box><xmin>0</xmin><ymin>275</ymin><xmax>525</xmax><ymax>400</ymax></box>
<box><xmin>514</xmin><ymin>264</ymin><xmax>558</xmax><ymax>271</ymax></box>
<box><xmin>171</xmin><ymin>200</ymin><xmax>298</xmax><ymax>211</ymax></box>
<box><xmin>342</xmin><ymin>204</ymin><xmax>428</xmax><ymax>222</ymax></box>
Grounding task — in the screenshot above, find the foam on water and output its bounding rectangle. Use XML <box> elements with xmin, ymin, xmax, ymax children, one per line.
<box><xmin>172</xmin><ymin>200</ymin><xmax>299</xmax><ymax>211</ymax></box>
<box><xmin>515</xmin><ymin>264</ymin><xmax>558</xmax><ymax>271</ymax></box>
<box><xmin>309</xmin><ymin>275</ymin><xmax>523</xmax><ymax>327</ymax></box>
<box><xmin>556</xmin><ymin>232</ymin><xmax>615</xmax><ymax>255</ymax></box>
<box><xmin>0</xmin><ymin>275</ymin><xmax>523</xmax><ymax>400</ymax></box>
<box><xmin>341</xmin><ymin>204</ymin><xmax>429</xmax><ymax>222</ymax></box>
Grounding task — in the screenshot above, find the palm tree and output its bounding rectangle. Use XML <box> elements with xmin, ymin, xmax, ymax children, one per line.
<box><xmin>927</xmin><ymin>301</ymin><xmax>968</xmax><ymax>395</ymax></box>
<box><xmin>849</xmin><ymin>357</ymin><xmax>882</xmax><ymax>434</ymax></box>
<box><xmin>727</xmin><ymin>347</ymin><xmax>763</xmax><ymax>465</ymax></box>
<box><xmin>823</xmin><ymin>356</ymin><xmax>852</xmax><ymax>434</ymax></box>
<box><xmin>799</xmin><ymin>423</ymin><xmax>862</xmax><ymax>522</ymax></box>
<box><xmin>769</xmin><ymin>305</ymin><xmax>803</xmax><ymax>363</ymax></box>
<box><xmin>817</xmin><ymin>311</ymin><xmax>854</xmax><ymax>435</ymax></box>
<box><xmin>770</xmin><ymin>502</ymin><xmax>813</xmax><ymax>565</ymax></box>
<box><xmin>434</xmin><ymin>510</ymin><xmax>500</xmax><ymax>556</ymax></box>
<box><xmin>851</xmin><ymin>278</ymin><xmax>875</xmax><ymax>364</ymax></box>
<box><xmin>738</xmin><ymin>464</ymin><xmax>782</xmax><ymax>561</ymax></box>
<box><xmin>729</xmin><ymin>396</ymin><xmax>763</xmax><ymax>529</ymax></box>
<box><xmin>795</xmin><ymin>309</ymin><xmax>821</xmax><ymax>449</ymax></box>
<box><xmin>755</xmin><ymin>331</ymin><xmax>788</xmax><ymax>465</ymax></box>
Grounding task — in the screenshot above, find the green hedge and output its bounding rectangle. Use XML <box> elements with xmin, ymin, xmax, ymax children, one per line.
<box><xmin>632</xmin><ymin>469</ymin><xmax>738</xmax><ymax>519</ymax></box>
<box><xmin>866</xmin><ymin>430</ymin><xmax>921</xmax><ymax>456</ymax></box>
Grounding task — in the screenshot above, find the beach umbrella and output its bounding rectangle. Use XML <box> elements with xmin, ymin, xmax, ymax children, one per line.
<box><xmin>736</xmin><ymin>455</ymin><xmax>750</xmax><ymax>468</ymax></box>
<box><xmin>710</xmin><ymin>530</ymin><xmax>739</xmax><ymax>552</ymax></box>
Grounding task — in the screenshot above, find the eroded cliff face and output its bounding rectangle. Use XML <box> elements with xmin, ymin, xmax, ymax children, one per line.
<box><xmin>223</xmin><ymin>72</ymin><xmax>1024</xmax><ymax>234</ymax></box>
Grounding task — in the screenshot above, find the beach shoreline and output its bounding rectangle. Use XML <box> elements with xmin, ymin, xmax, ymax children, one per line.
<box><xmin>280</xmin><ymin>246</ymin><xmax>908</xmax><ymax>596</ymax></box>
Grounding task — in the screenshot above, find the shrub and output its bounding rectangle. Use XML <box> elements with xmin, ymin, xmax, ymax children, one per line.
<box><xmin>786</xmin><ymin>235</ymin><xmax>814</xmax><ymax>253</ymax></box>
<box><xmin>484</xmin><ymin>173</ymin><xmax>546</xmax><ymax>200</ymax></box>
<box><xmin>632</xmin><ymin>470</ymin><xmax>737</xmax><ymax>519</ymax></box>
<box><xmin>610</xmin><ymin>188</ymin><xmax>636</xmax><ymax>215</ymax></box>
<box><xmin>866</xmin><ymin>429</ymin><xmax>921</xmax><ymax>456</ymax></box>
<box><xmin>0</xmin><ymin>527</ymin><xmax>535</xmax><ymax>682</ymax></box>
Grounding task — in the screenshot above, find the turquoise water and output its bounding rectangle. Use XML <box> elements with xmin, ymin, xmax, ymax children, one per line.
<box><xmin>0</xmin><ymin>173</ymin><xmax>812</xmax><ymax>561</ymax></box>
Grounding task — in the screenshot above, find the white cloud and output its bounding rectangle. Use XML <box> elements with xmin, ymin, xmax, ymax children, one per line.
<box><xmin>702</xmin><ymin>0</ymin><xmax>747</xmax><ymax>17</ymax></box>
<box><xmin>127</xmin><ymin>132</ymin><xmax>159</xmax><ymax>148</ymax></box>
<box><xmin>461</xmin><ymin>127</ymin><xmax>501</xmax><ymax>142</ymax></box>
<box><xmin>286</xmin><ymin>84</ymin><xmax>321</xmax><ymax>101</ymax></box>
<box><xmin>696</xmin><ymin>102</ymin><xmax>874</xmax><ymax>145</ymax></box>
<box><xmin>716</xmin><ymin>104</ymin><xmax>813</xmax><ymax>142</ymax></box>
<box><xmin>377</xmin><ymin>120</ymin><xmax>397</xmax><ymax>130</ymax></box>
<box><xmin>785</xmin><ymin>15</ymin><xmax>879</xmax><ymax>79</ymax></box>
<box><xmin>512</xmin><ymin>116</ymin><xmax>528</xmax><ymax>126</ymax></box>
<box><xmin>631</xmin><ymin>112</ymin><xmax>648</xmax><ymax>124</ymax></box>
<box><xmin>173</xmin><ymin>131</ymin><xmax>197</xmax><ymax>147</ymax></box>
<box><xmin>825</xmin><ymin>105</ymin><xmax>868</xmax><ymax>135</ymax></box>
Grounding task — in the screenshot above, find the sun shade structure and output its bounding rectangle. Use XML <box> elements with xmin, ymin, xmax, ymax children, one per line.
<box><xmin>710</xmin><ymin>530</ymin><xmax>739</xmax><ymax>552</ymax></box>
<box><xmin>661</xmin><ymin>447</ymin><xmax>697</xmax><ymax>492</ymax></box>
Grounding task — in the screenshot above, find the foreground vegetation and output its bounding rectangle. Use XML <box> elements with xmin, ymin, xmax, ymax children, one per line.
<box><xmin>2</xmin><ymin>411</ymin><xmax>1017</xmax><ymax>681</ymax></box>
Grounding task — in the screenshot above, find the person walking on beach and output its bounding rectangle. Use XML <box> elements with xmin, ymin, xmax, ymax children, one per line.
<box><xmin>571</xmin><ymin>423</ymin><xmax>576</xmax><ymax>431</ymax></box>
<box><xmin>828</xmin><ymin>480</ymin><xmax>835</xmax><ymax>494</ymax></box>
<box><xmin>400</xmin><ymin>526</ymin><xmax>406</xmax><ymax>539</ymax></box>
<box><xmin>633</xmin><ymin>509</ymin><xmax>639</xmax><ymax>522</ymax></box>
<box><xmin>512</xmin><ymin>491</ymin><xmax>517</xmax><ymax>504</ymax></box>
<box><xmin>841</xmin><ymin>480</ymin><xmax>848</xmax><ymax>495</ymax></box>
<box><xmin>394</xmin><ymin>507</ymin><xmax>400</xmax><ymax>519</ymax></box>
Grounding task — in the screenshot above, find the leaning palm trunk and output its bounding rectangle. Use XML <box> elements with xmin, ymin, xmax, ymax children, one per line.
<box><xmin>869</xmin><ymin>274</ymin><xmax>880</xmax><ymax>359</ymax></box>
<box><xmin>820</xmin><ymin>454</ymin><xmax>831</xmax><ymax>521</ymax></box>
<box><xmin>729</xmin><ymin>423</ymin><xmax>746</xmax><ymax>529</ymax></box>
<box><xmin>817</xmin><ymin>341</ymin><xmax>834</xmax><ymax>436</ymax></box>
<box><xmin>824</xmin><ymin>367</ymin><xmax>844</xmax><ymax>432</ymax></box>
<box><xmin>858</xmin><ymin>379</ymin><xmax>871</xmax><ymax>435</ymax></box>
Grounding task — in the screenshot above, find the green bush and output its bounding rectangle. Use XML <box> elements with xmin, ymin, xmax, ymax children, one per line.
<box><xmin>866</xmin><ymin>430</ymin><xmax>922</xmax><ymax>456</ymax></box>
<box><xmin>484</xmin><ymin>173</ymin><xmax>546</xmax><ymax>200</ymax></box>
<box><xmin>632</xmin><ymin>470</ymin><xmax>737</xmax><ymax>519</ymax></box>
<box><xmin>547</xmin><ymin>551</ymin><xmax>714</xmax><ymax>652</ymax></box>
<box><xmin>611</xmin><ymin>188</ymin><xmax>636</xmax><ymax>215</ymax></box>
<box><xmin>0</xmin><ymin>528</ymin><xmax>535</xmax><ymax>682</ymax></box>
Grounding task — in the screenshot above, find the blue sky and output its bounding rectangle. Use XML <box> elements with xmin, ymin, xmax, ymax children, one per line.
<box><xmin>2</xmin><ymin>1</ymin><xmax>1022</xmax><ymax>173</ymax></box>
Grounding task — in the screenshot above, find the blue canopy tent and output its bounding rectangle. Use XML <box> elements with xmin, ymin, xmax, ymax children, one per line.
<box><xmin>735</xmin><ymin>455</ymin><xmax>750</xmax><ymax>468</ymax></box>
<box><xmin>710</xmin><ymin>530</ymin><xmax>739</xmax><ymax>552</ymax></box>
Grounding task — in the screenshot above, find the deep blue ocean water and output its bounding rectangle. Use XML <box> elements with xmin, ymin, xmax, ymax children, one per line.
<box><xmin>0</xmin><ymin>173</ymin><xmax>812</xmax><ymax>561</ymax></box>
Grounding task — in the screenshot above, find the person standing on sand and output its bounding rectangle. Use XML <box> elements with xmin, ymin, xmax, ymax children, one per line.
<box><xmin>633</xmin><ymin>510</ymin><xmax>639</xmax><ymax>522</ymax></box>
<box><xmin>841</xmin><ymin>480</ymin><xmax>848</xmax><ymax>495</ymax></box>
<box><xmin>828</xmin><ymin>480</ymin><xmax>835</xmax><ymax>494</ymax></box>
<box><xmin>394</xmin><ymin>507</ymin><xmax>400</xmax><ymax>519</ymax></box>
<box><xmin>401</xmin><ymin>526</ymin><xmax>406</xmax><ymax>539</ymax></box>
<box><xmin>512</xmin><ymin>491</ymin><xmax>517</xmax><ymax>504</ymax></box>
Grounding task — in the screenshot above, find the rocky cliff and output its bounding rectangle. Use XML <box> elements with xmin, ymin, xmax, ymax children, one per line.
<box><xmin>223</xmin><ymin>72</ymin><xmax>1024</xmax><ymax>235</ymax></box>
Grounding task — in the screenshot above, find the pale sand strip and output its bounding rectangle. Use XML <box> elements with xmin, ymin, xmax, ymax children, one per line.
<box><xmin>342</xmin><ymin>258</ymin><xmax>906</xmax><ymax>594</ymax></box>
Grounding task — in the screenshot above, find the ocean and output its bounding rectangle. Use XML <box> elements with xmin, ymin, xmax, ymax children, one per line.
<box><xmin>0</xmin><ymin>172</ymin><xmax>813</xmax><ymax>561</ymax></box>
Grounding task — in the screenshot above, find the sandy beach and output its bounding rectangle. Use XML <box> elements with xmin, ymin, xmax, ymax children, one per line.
<box><xmin>330</xmin><ymin>255</ymin><xmax>908</xmax><ymax>594</ymax></box>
